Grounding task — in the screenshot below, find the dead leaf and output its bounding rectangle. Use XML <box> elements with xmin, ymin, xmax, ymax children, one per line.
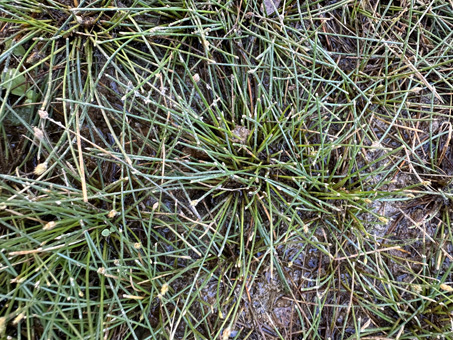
<box><xmin>263</xmin><ymin>0</ymin><xmax>281</xmax><ymax>15</ymax></box>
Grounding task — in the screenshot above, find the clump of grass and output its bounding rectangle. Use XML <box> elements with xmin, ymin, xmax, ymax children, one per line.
<box><xmin>1</xmin><ymin>0</ymin><xmax>453</xmax><ymax>339</ymax></box>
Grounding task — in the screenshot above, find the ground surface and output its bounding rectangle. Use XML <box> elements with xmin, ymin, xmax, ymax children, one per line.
<box><xmin>1</xmin><ymin>0</ymin><xmax>453</xmax><ymax>339</ymax></box>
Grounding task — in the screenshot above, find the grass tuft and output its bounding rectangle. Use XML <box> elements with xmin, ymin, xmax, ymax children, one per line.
<box><xmin>1</xmin><ymin>0</ymin><xmax>453</xmax><ymax>339</ymax></box>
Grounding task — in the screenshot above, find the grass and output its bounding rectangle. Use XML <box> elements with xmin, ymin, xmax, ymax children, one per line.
<box><xmin>1</xmin><ymin>0</ymin><xmax>453</xmax><ymax>339</ymax></box>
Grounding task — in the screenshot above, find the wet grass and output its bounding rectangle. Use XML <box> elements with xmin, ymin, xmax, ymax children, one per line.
<box><xmin>1</xmin><ymin>0</ymin><xmax>453</xmax><ymax>339</ymax></box>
